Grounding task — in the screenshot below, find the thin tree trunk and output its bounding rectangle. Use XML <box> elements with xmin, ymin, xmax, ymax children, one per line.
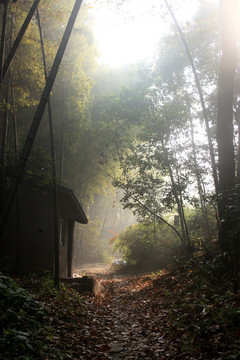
<box><xmin>0</xmin><ymin>0</ymin><xmax>9</xmax><ymax>81</ymax></box>
<box><xmin>186</xmin><ymin>93</ymin><xmax>212</xmax><ymax>240</ymax></box>
<box><xmin>190</xmin><ymin>116</ymin><xmax>212</xmax><ymax>239</ymax></box>
<box><xmin>8</xmin><ymin>10</ymin><xmax>20</xmax><ymax>272</ymax></box>
<box><xmin>9</xmin><ymin>68</ymin><xmax>21</xmax><ymax>273</ymax></box>
<box><xmin>235</xmin><ymin>100</ymin><xmax>240</xmax><ymax>183</ymax></box>
<box><xmin>36</xmin><ymin>7</ymin><xmax>60</xmax><ymax>288</ymax></box>
<box><xmin>164</xmin><ymin>0</ymin><xmax>219</xmax><ymax>195</ymax></box>
<box><xmin>5</xmin><ymin>10</ymin><xmax>16</xmax><ymax>166</ymax></box>
<box><xmin>0</xmin><ymin>0</ymin><xmax>83</xmax><ymax>241</ymax></box>
<box><xmin>0</xmin><ymin>79</ymin><xmax>9</xmax><ymax>202</ymax></box>
<box><xmin>0</xmin><ymin>0</ymin><xmax>9</xmax><ymax>200</ymax></box>
<box><xmin>134</xmin><ymin>196</ymin><xmax>185</xmax><ymax>243</ymax></box>
<box><xmin>9</xmin><ymin>70</ymin><xmax>18</xmax><ymax>162</ymax></box>
<box><xmin>176</xmin><ymin>163</ymin><xmax>191</xmax><ymax>243</ymax></box>
<box><xmin>161</xmin><ymin>140</ymin><xmax>190</xmax><ymax>245</ymax></box>
<box><xmin>153</xmin><ymin>217</ymin><xmax>157</xmax><ymax>245</ymax></box>
<box><xmin>59</xmin><ymin>82</ymin><xmax>65</xmax><ymax>185</ymax></box>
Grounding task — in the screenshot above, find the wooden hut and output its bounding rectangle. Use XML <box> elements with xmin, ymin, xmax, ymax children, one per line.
<box><xmin>0</xmin><ymin>181</ymin><xmax>88</xmax><ymax>277</ymax></box>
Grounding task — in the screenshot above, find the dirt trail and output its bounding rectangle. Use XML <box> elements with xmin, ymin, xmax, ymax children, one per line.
<box><xmin>72</xmin><ymin>266</ymin><xmax>180</xmax><ymax>360</ymax></box>
<box><xmin>64</xmin><ymin>262</ymin><xmax>240</xmax><ymax>360</ymax></box>
<box><xmin>74</xmin><ymin>263</ymin><xmax>112</xmax><ymax>279</ymax></box>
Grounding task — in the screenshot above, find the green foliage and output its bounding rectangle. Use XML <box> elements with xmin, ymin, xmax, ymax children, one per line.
<box><xmin>108</xmin><ymin>2</ymin><xmax>220</xmax><ymax>251</ymax></box>
<box><xmin>185</xmin><ymin>205</ymin><xmax>217</xmax><ymax>246</ymax></box>
<box><xmin>160</xmin><ymin>252</ymin><xmax>240</xmax><ymax>358</ymax></box>
<box><xmin>24</xmin><ymin>146</ymin><xmax>54</xmax><ymax>184</ymax></box>
<box><xmin>9</xmin><ymin>1</ymin><xmax>46</xmax><ymax>108</ymax></box>
<box><xmin>3</xmin><ymin>0</ymin><xmax>97</xmax><ymax>182</ymax></box>
<box><xmin>114</xmin><ymin>221</ymin><xmax>180</xmax><ymax>268</ymax></box>
<box><xmin>113</xmin><ymin>203</ymin><xmax>219</xmax><ymax>270</ymax></box>
<box><xmin>0</xmin><ymin>272</ymin><xmax>45</xmax><ymax>360</ymax></box>
<box><xmin>0</xmin><ymin>272</ymin><xmax>87</xmax><ymax>359</ymax></box>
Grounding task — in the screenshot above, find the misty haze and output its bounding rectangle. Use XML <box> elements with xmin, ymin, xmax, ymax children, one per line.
<box><xmin>0</xmin><ymin>1</ymin><xmax>239</xmax><ymax>359</ymax></box>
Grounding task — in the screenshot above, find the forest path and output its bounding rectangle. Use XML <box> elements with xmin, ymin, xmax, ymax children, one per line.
<box><xmin>73</xmin><ymin>270</ymin><xmax>182</xmax><ymax>360</ymax></box>
<box><xmin>74</xmin><ymin>263</ymin><xmax>112</xmax><ymax>279</ymax></box>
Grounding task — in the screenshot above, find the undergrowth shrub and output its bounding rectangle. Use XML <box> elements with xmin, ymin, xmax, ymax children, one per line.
<box><xmin>186</xmin><ymin>206</ymin><xmax>217</xmax><ymax>247</ymax></box>
<box><xmin>0</xmin><ymin>271</ymin><xmax>87</xmax><ymax>359</ymax></box>
<box><xmin>114</xmin><ymin>221</ymin><xmax>180</xmax><ymax>269</ymax></box>
<box><xmin>0</xmin><ymin>272</ymin><xmax>46</xmax><ymax>360</ymax></box>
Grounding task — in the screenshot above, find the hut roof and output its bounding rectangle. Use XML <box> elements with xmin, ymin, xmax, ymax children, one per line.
<box><xmin>58</xmin><ymin>185</ymin><xmax>88</xmax><ymax>224</ymax></box>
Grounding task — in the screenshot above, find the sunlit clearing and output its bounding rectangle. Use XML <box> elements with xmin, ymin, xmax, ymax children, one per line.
<box><xmin>91</xmin><ymin>0</ymin><xmax>212</xmax><ymax>67</ymax></box>
<box><xmin>94</xmin><ymin>15</ymin><xmax>162</xmax><ymax>67</ymax></box>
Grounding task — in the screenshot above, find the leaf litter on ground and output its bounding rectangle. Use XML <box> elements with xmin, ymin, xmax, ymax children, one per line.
<box><xmin>1</xmin><ymin>255</ymin><xmax>240</xmax><ymax>359</ymax></box>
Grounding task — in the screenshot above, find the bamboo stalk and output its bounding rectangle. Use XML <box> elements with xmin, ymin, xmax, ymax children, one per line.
<box><xmin>1</xmin><ymin>0</ymin><xmax>42</xmax><ymax>84</ymax></box>
<box><xmin>0</xmin><ymin>0</ymin><xmax>83</xmax><ymax>241</ymax></box>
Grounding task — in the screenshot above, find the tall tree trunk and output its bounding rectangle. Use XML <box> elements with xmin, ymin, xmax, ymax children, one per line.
<box><xmin>36</xmin><ymin>7</ymin><xmax>60</xmax><ymax>288</ymax></box>
<box><xmin>0</xmin><ymin>0</ymin><xmax>83</xmax><ymax>240</ymax></box>
<box><xmin>217</xmin><ymin>0</ymin><xmax>237</xmax><ymax>250</ymax></box>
